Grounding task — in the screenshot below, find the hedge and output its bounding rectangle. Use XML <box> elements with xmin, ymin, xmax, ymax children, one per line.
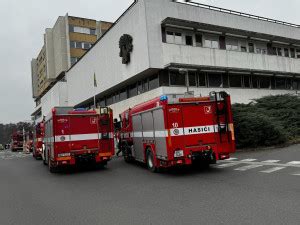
<box><xmin>232</xmin><ymin>94</ymin><xmax>300</xmax><ymax>149</ymax></box>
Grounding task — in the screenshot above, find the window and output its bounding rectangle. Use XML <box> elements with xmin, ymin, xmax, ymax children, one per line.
<box><xmin>292</xmin><ymin>79</ymin><xmax>300</xmax><ymax>90</ymax></box>
<box><xmin>275</xmin><ymin>77</ymin><xmax>286</xmax><ymax>89</ymax></box>
<box><xmin>75</xmin><ymin>42</ymin><xmax>82</xmax><ymax>49</ymax></box>
<box><xmin>166</xmin><ymin>31</ymin><xmax>182</xmax><ymax>44</ymax></box>
<box><xmin>277</xmin><ymin>48</ymin><xmax>282</xmax><ymax>56</ymax></box>
<box><xmin>252</xmin><ymin>76</ymin><xmax>259</xmax><ymax>88</ymax></box>
<box><xmin>244</xmin><ymin>75</ymin><xmax>251</xmax><ymax>88</ymax></box>
<box><xmin>208</xmin><ymin>73</ymin><xmax>222</xmax><ymax>87</ymax></box>
<box><xmin>100</xmin><ymin>99</ymin><xmax>105</xmax><ymax>107</ymax></box>
<box><xmin>106</xmin><ymin>95</ymin><xmax>113</xmax><ymax>105</ymax></box>
<box><xmin>296</xmin><ymin>49</ymin><xmax>300</xmax><ymax>58</ymax></box>
<box><xmin>129</xmin><ymin>84</ymin><xmax>137</xmax><ymax>98</ymax></box>
<box><xmin>114</xmin><ymin>93</ymin><xmax>120</xmax><ymax>103</ymax></box>
<box><xmin>248</xmin><ymin>43</ymin><xmax>254</xmax><ymax>53</ymax></box>
<box><xmin>159</xmin><ymin>70</ymin><xmax>169</xmax><ymax>86</ymax></box>
<box><xmin>198</xmin><ymin>73</ymin><xmax>206</xmax><ymax>87</ymax></box>
<box><xmin>83</xmin><ymin>42</ymin><xmax>91</xmax><ymax>50</ymax></box>
<box><xmin>149</xmin><ymin>75</ymin><xmax>159</xmax><ymax>90</ymax></box>
<box><xmin>170</xmin><ymin>71</ymin><xmax>186</xmax><ymax>86</ymax></box>
<box><xmin>90</xmin><ymin>29</ymin><xmax>96</xmax><ymax>35</ymax></box>
<box><xmin>222</xmin><ymin>73</ymin><xmax>229</xmax><ymax>88</ymax></box>
<box><xmin>284</xmin><ymin>48</ymin><xmax>289</xmax><ymax>57</ymax></box>
<box><xmin>188</xmin><ymin>72</ymin><xmax>197</xmax><ymax>87</ymax></box>
<box><xmin>69</xmin><ymin>25</ymin><xmax>74</xmax><ymax>32</ymax></box>
<box><xmin>195</xmin><ymin>34</ymin><xmax>202</xmax><ymax>47</ymax></box>
<box><xmin>229</xmin><ymin>75</ymin><xmax>242</xmax><ymax>87</ymax></box>
<box><xmin>71</xmin><ymin>57</ymin><xmax>77</xmax><ymax>65</ymax></box>
<box><xmin>144</xmin><ymin>79</ymin><xmax>149</xmax><ymax>92</ymax></box>
<box><xmin>286</xmin><ymin>78</ymin><xmax>292</xmax><ymax>90</ymax></box>
<box><xmin>137</xmin><ymin>81</ymin><xmax>143</xmax><ymax>94</ymax></box>
<box><xmin>74</xmin><ymin>26</ymin><xmax>91</xmax><ymax>34</ymax></box>
<box><xmin>260</xmin><ymin>77</ymin><xmax>271</xmax><ymax>89</ymax></box>
<box><xmin>185</xmin><ymin>35</ymin><xmax>193</xmax><ymax>46</ymax></box>
<box><xmin>119</xmin><ymin>89</ymin><xmax>127</xmax><ymax>101</ymax></box>
<box><xmin>70</xmin><ymin>41</ymin><xmax>76</xmax><ymax>48</ymax></box>
<box><xmin>241</xmin><ymin>46</ymin><xmax>247</xmax><ymax>52</ymax></box>
<box><xmin>290</xmin><ymin>48</ymin><xmax>295</xmax><ymax>58</ymax></box>
<box><xmin>204</xmin><ymin>35</ymin><xmax>219</xmax><ymax>49</ymax></box>
<box><xmin>226</xmin><ymin>39</ymin><xmax>238</xmax><ymax>51</ymax></box>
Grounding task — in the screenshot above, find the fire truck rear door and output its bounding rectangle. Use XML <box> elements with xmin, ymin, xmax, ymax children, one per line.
<box><xmin>181</xmin><ymin>103</ymin><xmax>217</xmax><ymax>147</ymax></box>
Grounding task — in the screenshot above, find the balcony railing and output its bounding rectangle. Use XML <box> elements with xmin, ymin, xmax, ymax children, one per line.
<box><xmin>172</xmin><ymin>0</ymin><xmax>300</xmax><ymax>28</ymax></box>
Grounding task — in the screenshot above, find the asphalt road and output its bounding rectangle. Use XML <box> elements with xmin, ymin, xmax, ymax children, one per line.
<box><xmin>0</xmin><ymin>145</ymin><xmax>299</xmax><ymax>225</ymax></box>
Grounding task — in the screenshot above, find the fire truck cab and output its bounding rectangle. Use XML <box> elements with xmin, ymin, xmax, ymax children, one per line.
<box><xmin>33</xmin><ymin>122</ymin><xmax>44</xmax><ymax>159</ymax></box>
<box><xmin>118</xmin><ymin>92</ymin><xmax>236</xmax><ymax>172</ymax></box>
<box><xmin>43</xmin><ymin>107</ymin><xmax>114</xmax><ymax>173</ymax></box>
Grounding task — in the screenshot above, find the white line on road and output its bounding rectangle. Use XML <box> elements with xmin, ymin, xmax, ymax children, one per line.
<box><xmin>234</xmin><ymin>164</ymin><xmax>263</xmax><ymax>171</ymax></box>
<box><xmin>260</xmin><ymin>167</ymin><xmax>286</xmax><ymax>174</ymax></box>
<box><xmin>287</xmin><ymin>161</ymin><xmax>300</xmax><ymax>165</ymax></box>
<box><xmin>240</xmin><ymin>159</ymin><xmax>257</xmax><ymax>162</ymax></box>
<box><xmin>216</xmin><ymin>162</ymin><xmax>240</xmax><ymax>168</ymax></box>
<box><xmin>261</xmin><ymin>160</ymin><xmax>281</xmax><ymax>163</ymax></box>
<box><xmin>224</xmin><ymin>158</ymin><xmax>238</xmax><ymax>161</ymax></box>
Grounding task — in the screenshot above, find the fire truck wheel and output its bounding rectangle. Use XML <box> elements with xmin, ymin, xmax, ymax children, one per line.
<box><xmin>48</xmin><ymin>159</ymin><xmax>58</xmax><ymax>173</ymax></box>
<box><xmin>146</xmin><ymin>149</ymin><xmax>158</xmax><ymax>173</ymax></box>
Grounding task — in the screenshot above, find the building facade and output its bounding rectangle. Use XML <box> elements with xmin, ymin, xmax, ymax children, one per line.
<box><xmin>33</xmin><ymin>0</ymin><xmax>300</xmax><ymax>121</ymax></box>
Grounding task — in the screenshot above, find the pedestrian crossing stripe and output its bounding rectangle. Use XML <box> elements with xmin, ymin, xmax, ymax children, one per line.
<box><xmin>261</xmin><ymin>160</ymin><xmax>281</xmax><ymax>163</ymax></box>
<box><xmin>260</xmin><ymin>167</ymin><xmax>285</xmax><ymax>173</ymax></box>
<box><xmin>287</xmin><ymin>161</ymin><xmax>300</xmax><ymax>165</ymax></box>
<box><xmin>216</xmin><ymin>162</ymin><xmax>240</xmax><ymax>168</ymax></box>
<box><xmin>234</xmin><ymin>164</ymin><xmax>263</xmax><ymax>171</ymax></box>
<box><xmin>240</xmin><ymin>159</ymin><xmax>257</xmax><ymax>162</ymax></box>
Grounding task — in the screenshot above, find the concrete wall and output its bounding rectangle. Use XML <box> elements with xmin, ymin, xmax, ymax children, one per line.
<box><xmin>41</xmin><ymin>81</ymin><xmax>68</xmax><ymax>117</ymax></box>
<box><xmin>144</xmin><ymin>0</ymin><xmax>300</xmax><ymax>69</ymax></box>
<box><xmin>67</xmin><ymin>0</ymin><xmax>150</xmax><ymax>106</ymax></box>
<box><xmin>162</xmin><ymin>44</ymin><xmax>300</xmax><ymax>73</ymax></box>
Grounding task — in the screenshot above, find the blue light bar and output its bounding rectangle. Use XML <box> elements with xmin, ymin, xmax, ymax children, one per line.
<box><xmin>160</xmin><ymin>95</ymin><xmax>168</xmax><ymax>102</ymax></box>
<box><xmin>74</xmin><ymin>108</ymin><xmax>86</xmax><ymax>111</ymax></box>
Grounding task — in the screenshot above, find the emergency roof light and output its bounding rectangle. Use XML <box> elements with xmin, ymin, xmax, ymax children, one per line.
<box><xmin>160</xmin><ymin>95</ymin><xmax>168</xmax><ymax>102</ymax></box>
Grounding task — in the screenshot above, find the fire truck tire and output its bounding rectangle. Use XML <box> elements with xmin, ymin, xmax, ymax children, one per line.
<box><xmin>146</xmin><ymin>149</ymin><xmax>158</xmax><ymax>173</ymax></box>
<box><xmin>48</xmin><ymin>160</ymin><xmax>58</xmax><ymax>173</ymax></box>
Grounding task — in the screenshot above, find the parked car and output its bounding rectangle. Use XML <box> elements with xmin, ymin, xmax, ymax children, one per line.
<box><xmin>0</xmin><ymin>144</ymin><xmax>4</xmax><ymax>151</ymax></box>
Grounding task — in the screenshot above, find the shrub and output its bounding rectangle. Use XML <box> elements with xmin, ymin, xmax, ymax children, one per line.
<box><xmin>232</xmin><ymin>94</ymin><xmax>299</xmax><ymax>149</ymax></box>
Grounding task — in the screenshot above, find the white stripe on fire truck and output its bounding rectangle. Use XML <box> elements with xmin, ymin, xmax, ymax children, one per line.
<box><xmin>48</xmin><ymin>133</ymin><xmax>113</xmax><ymax>143</ymax></box>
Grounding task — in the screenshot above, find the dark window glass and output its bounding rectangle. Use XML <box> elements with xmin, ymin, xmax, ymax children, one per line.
<box><xmin>249</xmin><ymin>43</ymin><xmax>254</xmax><ymax>53</ymax></box>
<box><xmin>244</xmin><ymin>75</ymin><xmax>251</xmax><ymax>88</ymax></box>
<box><xmin>166</xmin><ymin>31</ymin><xmax>173</xmax><ymax>36</ymax></box>
<box><xmin>286</xmin><ymin>78</ymin><xmax>292</xmax><ymax>90</ymax></box>
<box><xmin>290</xmin><ymin>48</ymin><xmax>295</xmax><ymax>58</ymax></box>
<box><xmin>188</xmin><ymin>72</ymin><xmax>197</xmax><ymax>87</ymax></box>
<box><xmin>284</xmin><ymin>48</ymin><xmax>289</xmax><ymax>57</ymax></box>
<box><xmin>260</xmin><ymin>77</ymin><xmax>271</xmax><ymax>89</ymax></box>
<box><xmin>149</xmin><ymin>75</ymin><xmax>159</xmax><ymax>90</ymax></box>
<box><xmin>186</xmin><ymin>35</ymin><xmax>193</xmax><ymax>46</ymax></box>
<box><xmin>70</xmin><ymin>41</ymin><xmax>76</xmax><ymax>48</ymax></box>
<box><xmin>69</xmin><ymin>25</ymin><xmax>74</xmax><ymax>32</ymax></box>
<box><xmin>241</xmin><ymin>46</ymin><xmax>247</xmax><ymax>52</ymax></box>
<box><xmin>100</xmin><ymin>99</ymin><xmax>105</xmax><ymax>107</ymax></box>
<box><xmin>129</xmin><ymin>84</ymin><xmax>137</xmax><ymax>98</ymax></box>
<box><xmin>252</xmin><ymin>76</ymin><xmax>259</xmax><ymax>88</ymax></box>
<box><xmin>208</xmin><ymin>73</ymin><xmax>222</xmax><ymax>87</ymax></box>
<box><xmin>170</xmin><ymin>71</ymin><xmax>186</xmax><ymax>86</ymax></box>
<box><xmin>275</xmin><ymin>78</ymin><xmax>286</xmax><ymax>89</ymax></box>
<box><xmin>159</xmin><ymin>70</ymin><xmax>169</xmax><ymax>86</ymax></box>
<box><xmin>229</xmin><ymin>75</ymin><xmax>242</xmax><ymax>88</ymax></box>
<box><xmin>292</xmin><ymin>79</ymin><xmax>300</xmax><ymax>90</ymax></box>
<box><xmin>198</xmin><ymin>73</ymin><xmax>206</xmax><ymax>87</ymax></box>
<box><xmin>144</xmin><ymin>79</ymin><xmax>149</xmax><ymax>92</ymax></box>
<box><xmin>272</xmin><ymin>47</ymin><xmax>277</xmax><ymax>55</ymax></box>
<box><xmin>75</xmin><ymin>42</ymin><xmax>82</xmax><ymax>49</ymax></box>
<box><xmin>296</xmin><ymin>49</ymin><xmax>300</xmax><ymax>58</ymax></box>
<box><xmin>277</xmin><ymin>48</ymin><xmax>282</xmax><ymax>56</ymax></box>
<box><xmin>90</xmin><ymin>29</ymin><xmax>96</xmax><ymax>35</ymax></box>
<box><xmin>83</xmin><ymin>42</ymin><xmax>90</xmax><ymax>50</ymax></box>
<box><xmin>106</xmin><ymin>96</ymin><xmax>113</xmax><ymax>105</ymax></box>
<box><xmin>114</xmin><ymin>93</ymin><xmax>120</xmax><ymax>103</ymax></box>
<box><xmin>120</xmin><ymin>89</ymin><xmax>127</xmax><ymax>101</ymax></box>
<box><xmin>195</xmin><ymin>34</ymin><xmax>202</xmax><ymax>47</ymax></box>
<box><xmin>138</xmin><ymin>81</ymin><xmax>143</xmax><ymax>94</ymax></box>
<box><xmin>70</xmin><ymin>57</ymin><xmax>77</xmax><ymax>65</ymax></box>
<box><xmin>222</xmin><ymin>73</ymin><xmax>229</xmax><ymax>88</ymax></box>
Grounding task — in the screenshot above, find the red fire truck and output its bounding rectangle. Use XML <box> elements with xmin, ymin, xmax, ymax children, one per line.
<box><xmin>11</xmin><ymin>131</ymin><xmax>24</xmax><ymax>152</ymax></box>
<box><xmin>117</xmin><ymin>92</ymin><xmax>236</xmax><ymax>172</ymax></box>
<box><xmin>33</xmin><ymin>122</ymin><xmax>44</xmax><ymax>159</ymax></box>
<box><xmin>43</xmin><ymin>107</ymin><xmax>114</xmax><ymax>173</ymax></box>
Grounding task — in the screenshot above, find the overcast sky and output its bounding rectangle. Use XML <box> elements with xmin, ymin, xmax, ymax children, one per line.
<box><xmin>0</xmin><ymin>0</ymin><xmax>299</xmax><ymax>124</ymax></box>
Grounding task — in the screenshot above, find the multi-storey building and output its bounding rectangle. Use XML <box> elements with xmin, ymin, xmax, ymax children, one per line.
<box><xmin>31</xmin><ymin>14</ymin><xmax>112</xmax><ymax>99</ymax></box>
<box><xmin>33</xmin><ymin>0</ymin><xmax>300</xmax><ymax>121</ymax></box>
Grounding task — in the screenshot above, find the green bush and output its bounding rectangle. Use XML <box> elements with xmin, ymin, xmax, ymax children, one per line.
<box><xmin>232</xmin><ymin>94</ymin><xmax>300</xmax><ymax>149</ymax></box>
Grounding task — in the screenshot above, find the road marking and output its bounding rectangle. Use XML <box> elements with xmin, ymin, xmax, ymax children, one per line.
<box><xmin>261</xmin><ymin>160</ymin><xmax>281</xmax><ymax>163</ymax></box>
<box><xmin>240</xmin><ymin>159</ymin><xmax>257</xmax><ymax>162</ymax></box>
<box><xmin>260</xmin><ymin>167</ymin><xmax>286</xmax><ymax>174</ymax></box>
<box><xmin>234</xmin><ymin>164</ymin><xmax>263</xmax><ymax>171</ymax></box>
<box><xmin>216</xmin><ymin>162</ymin><xmax>240</xmax><ymax>168</ymax></box>
<box><xmin>224</xmin><ymin>157</ymin><xmax>238</xmax><ymax>161</ymax></box>
<box><xmin>287</xmin><ymin>161</ymin><xmax>300</xmax><ymax>165</ymax></box>
<box><xmin>292</xmin><ymin>173</ymin><xmax>300</xmax><ymax>176</ymax></box>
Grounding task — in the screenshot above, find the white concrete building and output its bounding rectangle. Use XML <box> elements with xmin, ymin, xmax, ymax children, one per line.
<box><xmin>35</xmin><ymin>0</ymin><xmax>300</xmax><ymax>120</ymax></box>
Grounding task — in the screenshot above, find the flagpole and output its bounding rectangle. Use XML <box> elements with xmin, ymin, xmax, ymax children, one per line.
<box><xmin>93</xmin><ymin>72</ymin><xmax>97</xmax><ymax>109</ymax></box>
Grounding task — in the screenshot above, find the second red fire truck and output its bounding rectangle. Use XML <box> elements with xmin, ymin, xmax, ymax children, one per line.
<box><xmin>117</xmin><ymin>92</ymin><xmax>236</xmax><ymax>172</ymax></box>
<box><xmin>43</xmin><ymin>107</ymin><xmax>114</xmax><ymax>173</ymax></box>
<box><xmin>11</xmin><ymin>131</ymin><xmax>24</xmax><ymax>152</ymax></box>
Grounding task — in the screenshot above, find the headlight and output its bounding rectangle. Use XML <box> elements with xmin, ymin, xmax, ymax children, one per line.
<box><xmin>58</xmin><ymin>153</ymin><xmax>71</xmax><ymax>157</ymax></box>
<box><xmin>174</xmin><ymin>150</ymin><xmax>184</xmax><ymax>158</ymax></box>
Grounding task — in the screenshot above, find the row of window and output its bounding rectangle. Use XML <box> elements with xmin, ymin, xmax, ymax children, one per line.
<box><xmin>69</xmin><ymin>25</ymin><xmax>96</xmax><ymax>35</ymax></box>
<box><xmin>164</xmin><ymin>29</ymin><xmax>300</xmax><ymax>58</ymax></box>
<box><xmin>91</xmin><ymin>71</ymin><xmax>300</xmax><ymax>108</ymax></box>
<box><xmin>70</xmin><ymin>41</ymin><xmax>93</xmax><ymax>50</ymax></box>
<box><xmin>70</xmin><ymin>57</ymin><xmax>80</xmax><ymax>65</ymax></box>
